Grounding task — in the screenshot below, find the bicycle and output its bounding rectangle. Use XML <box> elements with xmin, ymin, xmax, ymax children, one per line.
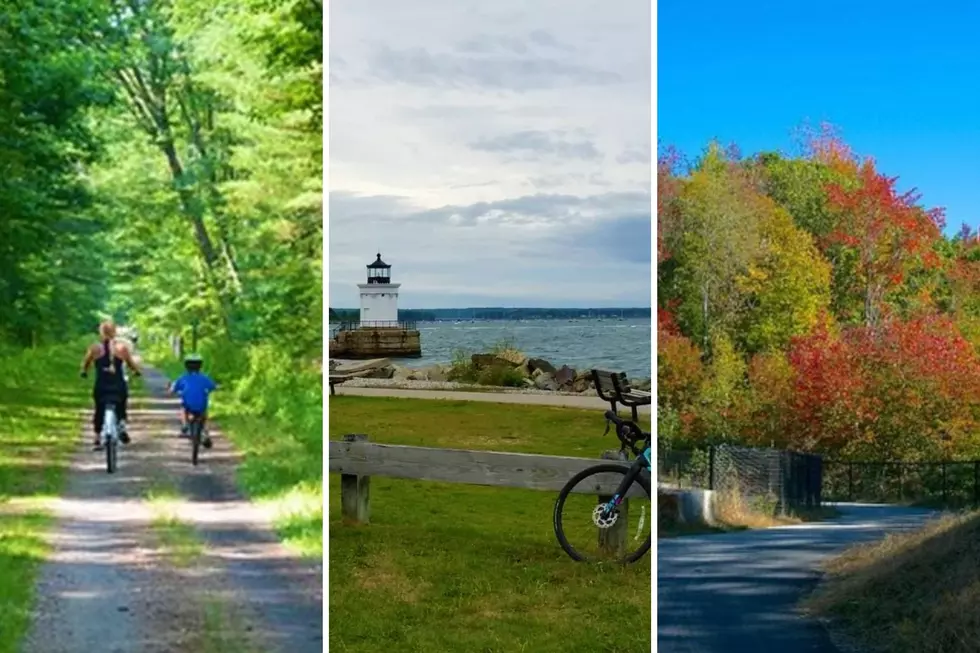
<box><xmin>553</xmin><ymin>410</ymin><xmax>652</xmax><ymax>564</ymax></box>
<box><xmin>187</xmin><ymin>410</ymin><xmax>206</xmax><ymax>466</ymax></box>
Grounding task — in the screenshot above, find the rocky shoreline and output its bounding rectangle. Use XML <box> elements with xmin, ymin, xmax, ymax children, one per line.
<box><xmin>329</xmin><ymin>348</ymin><xmax>651</xmax><ymax>395</ymax></box>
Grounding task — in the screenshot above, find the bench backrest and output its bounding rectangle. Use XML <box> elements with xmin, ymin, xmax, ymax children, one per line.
<box><xmin>591</xmin><ymin>369</ymin><xmax>630</xmax><ymax>402</ymax></box>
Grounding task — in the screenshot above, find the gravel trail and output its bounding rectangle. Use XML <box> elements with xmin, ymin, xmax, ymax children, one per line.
<box><xmin>20</xmin><ymin>369</ymin><xmax>321</xmax><ymax>653</ymax></box>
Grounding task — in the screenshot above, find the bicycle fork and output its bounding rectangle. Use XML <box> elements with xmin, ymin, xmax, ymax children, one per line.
<box><xmin>598</xmin><ymin>449</ymin><xmax>651</xmax><ymax>518</ymax></box>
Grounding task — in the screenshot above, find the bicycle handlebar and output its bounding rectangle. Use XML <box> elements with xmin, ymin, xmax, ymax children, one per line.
<box><xmin>603</xmin><ymin>410</ymin><xmax>649</xmax><ymax>456</ymax></box>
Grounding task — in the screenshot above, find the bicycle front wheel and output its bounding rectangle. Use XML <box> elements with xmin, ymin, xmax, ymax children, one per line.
<box><xmin>553</xmin><ymin>464</ymin><xmax>651</xmax><ymax>564</ymax></box>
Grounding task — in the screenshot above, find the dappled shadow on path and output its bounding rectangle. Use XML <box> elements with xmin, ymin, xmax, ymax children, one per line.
<box><xmin>657</xmin><ymin>504</ymin><xmax>936</xmax><ymax>653</ymax></box>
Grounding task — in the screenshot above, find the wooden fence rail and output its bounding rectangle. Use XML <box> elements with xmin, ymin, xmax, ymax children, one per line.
<box><xmin>329</xmin><ymin>434</ymin><xmax>646</xmax><ymax>539</ymax></box>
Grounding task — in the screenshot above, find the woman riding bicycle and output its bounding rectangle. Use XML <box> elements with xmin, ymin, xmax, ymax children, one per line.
<box><xmin>80</xmin><ymin>321</ymin><xmax>142</xmax><ymax>449</ymax></box>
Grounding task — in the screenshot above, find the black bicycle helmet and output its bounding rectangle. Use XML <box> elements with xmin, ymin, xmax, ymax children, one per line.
<box><xmin>184</xmin><ymin>352</ymin><xmax>203</xmax><ymax>372</ymax></box>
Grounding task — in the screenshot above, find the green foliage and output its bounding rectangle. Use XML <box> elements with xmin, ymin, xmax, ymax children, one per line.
<box><xmin>447</xmin><ymin>348</ymin><xmax>478</xmax><ymax>383</ymax></box>
<box><xmin>0</xmin><ymin>343</ymin><xmax>94</xmax><ymax>649</ymax></box>
<box><xmin>476</xmin><ymin>366</ymin><xmax>525</xmax><ymax>387</ymax></box>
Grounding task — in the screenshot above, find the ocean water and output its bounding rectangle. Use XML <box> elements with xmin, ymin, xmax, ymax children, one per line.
<box><xmin>383</xmin><ymin>318</ymin><xmax>652</xmax><ymax>379</ymax></box>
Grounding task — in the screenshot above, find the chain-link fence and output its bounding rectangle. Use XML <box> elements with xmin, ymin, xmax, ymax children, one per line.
<box><xmin>658</xmin><ymin>444</ymin><xmax>822</xmax><ymax>514</ymax></box>
<box><xmin>658</xmin><ymin>447</ymin><xmax>712</xmax><ymax>490</ymax></box>
<box><xmin>823</xmin><ymin>460</ymin><xmax>980</xmax><ymax>508</ymax></box>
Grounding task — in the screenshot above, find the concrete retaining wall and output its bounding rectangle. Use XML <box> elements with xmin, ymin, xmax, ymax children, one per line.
<box><xmin>659</xmin><ymin>487</ymin><xmax>717</xmax><ymax>525</ymax></box>
<box><xmin>332</xmin><ymin>328</ymin><xmax>421</xmax><ymax>358</ymax></box>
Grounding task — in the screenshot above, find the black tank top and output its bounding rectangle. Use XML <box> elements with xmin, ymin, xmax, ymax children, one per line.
<box><xmin>94</xmin><ymin>339</ymin><xmax>125</xmax><ymax>392</ymax></box>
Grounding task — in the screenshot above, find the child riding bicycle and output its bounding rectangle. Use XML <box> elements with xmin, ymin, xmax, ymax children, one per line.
<box><xmin>168</xmin><ymin>353</ymin><xmax>217</xmax><ymax>449</ymax></box>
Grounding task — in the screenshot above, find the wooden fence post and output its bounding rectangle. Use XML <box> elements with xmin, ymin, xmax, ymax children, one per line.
<box><xmin>708</xmin><ymin>446</ymin><xmax>716</xmax><ymax>491</ymax></box>
<box><xmin>597</xmin><ymin>449</ymin><xmax>628</xmax><ymax>557</ymax></box>
<box><xmin>341</xmin><ymin>434</ymin><xmax>371</xmax><ymax>523</ymax></box>
<box><xmin>974</xmin><ymin>461</ymin><xmax>979</xmax><ymax>509</ymax></box>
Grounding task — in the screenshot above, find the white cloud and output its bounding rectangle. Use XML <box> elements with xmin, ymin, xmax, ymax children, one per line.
<box><xmin>328</xmin><ymin>0</ymin><xmax>651</xmax><ymax>308</ymax></box>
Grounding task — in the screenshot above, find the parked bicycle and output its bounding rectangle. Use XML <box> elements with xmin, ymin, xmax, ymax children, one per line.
<box><xmin>553</xmin><ymin>410</ymin><xmax>651</xmax><ymax>563</ymax></box>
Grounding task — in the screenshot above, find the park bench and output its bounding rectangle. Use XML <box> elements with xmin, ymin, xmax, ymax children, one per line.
<box><xmin>328</xmin><ymin>373</ymin><xmax>354</xmax><ymax>396</ymax></box>
<box><xmin>591</xmin><ymin>369</ymin><xmax>651</xmax><ymax>422</ymax></box>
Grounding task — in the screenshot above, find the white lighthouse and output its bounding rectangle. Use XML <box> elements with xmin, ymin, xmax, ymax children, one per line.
<box><xmin>358</xmin><ymin>253</ymin><xmax>400</xmax><ymax>326</ymax></box>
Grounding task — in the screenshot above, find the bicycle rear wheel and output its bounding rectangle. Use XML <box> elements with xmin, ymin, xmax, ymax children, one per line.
<box><xmin>191</xmin><ymin>420</ymin><xmax>201</xmax><ymax>466</ymax></box>
<box><xmin>105</xmin><ymin>407</ymin><xmax>117</xmax><ymax>474</ymax></box>
<box><xmin>553</xmin><ymin>463</ymin><xmax>651</xmax><ymax>564</ymax></box>
<box><xmin>106</xmin><ymin>438</ymin><xmax>117</xmax><ymax>474</ymax></box>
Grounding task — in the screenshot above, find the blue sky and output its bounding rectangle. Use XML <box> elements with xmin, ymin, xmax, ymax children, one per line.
<box><xmin>659</xmin><ymin>1</ymin><xmax>980</xmax><ymax>233</ymax></box>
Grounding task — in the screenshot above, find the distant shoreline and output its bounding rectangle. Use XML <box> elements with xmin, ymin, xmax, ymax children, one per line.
<box><xmin>328</xmin><ymin>310</ymin><xmax>653</xmax><ymax>323</ymax></box>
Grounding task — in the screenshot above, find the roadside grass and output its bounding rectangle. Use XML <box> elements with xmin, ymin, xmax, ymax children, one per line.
<box><xmin>328</xmin><ymin>396</ymin><xmax>652</xmax><ymax>653</ymax></box>
<box><xmin>658</xmin><ymin>487</ymin><xmax>839</xmax><ymax>538</ymax></box>
<box><xmin>0</xmin><ymin>343</ymin><xmax>89</xmax><ymax>652</ymax></box>
<box><xmin>153</xmin><ymin>351</ymin><xmax>322</xmax><ymax>558</ymax></box>
<box><xmin>803</xmin><ymin>510</ymin><xmax>980</xmax><ymax>653</ymax></box>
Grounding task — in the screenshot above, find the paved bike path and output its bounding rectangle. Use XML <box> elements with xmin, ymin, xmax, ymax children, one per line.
<box><xmin>658</xmin><ymin>504</ymin><xmax>936</xmax><ymax>653</ymax></box>
<box><xmin>21</xmin><ymin>368</ymin><xmax>321</xmax><ymax>652</ymax></box>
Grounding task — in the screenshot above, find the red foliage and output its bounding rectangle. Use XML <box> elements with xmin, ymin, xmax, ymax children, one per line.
<box><xmin>657</xmin><ymin>302</ymin><xmax>680</xmax><ymax>337</ymax></box>
<box><xmin>824</xmin><ymin>157</ymin><xmax>944</xmax><ymax>325</ymax></box>
<box><xmin>783</xmin><ymin>315</ymin><xmax>980</xmax><ymax>458</ymax></box>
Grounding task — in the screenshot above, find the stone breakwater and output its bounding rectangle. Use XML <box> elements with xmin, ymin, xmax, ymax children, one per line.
<box><xmin>330</xmin><ymin>348</ymin><xmax>651</xmax><ymax>394</ymax></box>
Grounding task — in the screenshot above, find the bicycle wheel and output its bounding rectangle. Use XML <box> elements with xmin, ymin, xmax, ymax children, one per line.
<box><xmin>553</xmin><ymin>464</ymin><xmax>651</xmax><ymax>564</ymax></box>
<box><xmin>191</xmin><ymin>420</ymin><xmax>201</xmax><ymax>466</ymax></box>
<box><xmin>107</xmin><ymin>437</ymin><xmax>117</xmax><ymax>474</ymax></box>
<box><xmin>105</xmin><ymin>407</ymin><xmax>117</xmax><ymax>474</ymax></box>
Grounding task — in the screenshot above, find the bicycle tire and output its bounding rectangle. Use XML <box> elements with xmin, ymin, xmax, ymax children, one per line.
<box><xmin>107</xmin><ymin>438</ymin><xmax>117</xmax><ymax>474</ymax></box>
<box><xmin>105</xmin><ymin>407</ymin><xmax>117</xmax><ymax>474</ymax></box>
<box><xmin>191</xmin><ymin>420</ymin><xmax>201</xmax><ymax>466</ymax></box>
<box><xmin>553</xmin><ymin>463</ymin><xmax>651</xmax><ymax>564</ymax></box>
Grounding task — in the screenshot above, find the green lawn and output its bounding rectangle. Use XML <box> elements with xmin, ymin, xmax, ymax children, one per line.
<box><xmin>0</xmin><ymin>344</ymin><xmax>91</xmax><ymax>652</ymax></box>
<box><xmin>329</xmin><ymin>396</ymin><xmax>652</xmax><ymax>653</ymax></box>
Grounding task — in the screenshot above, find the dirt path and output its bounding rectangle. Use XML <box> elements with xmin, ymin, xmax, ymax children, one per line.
<box><xmin>335</xmin><ymin>385</ymin><xmax>652</xmax><ymax>412</ymax></box>
<box><xmin>20</xmin><ymin>369</ymin><xmax>322</xmax><ymax>653</ymax></box>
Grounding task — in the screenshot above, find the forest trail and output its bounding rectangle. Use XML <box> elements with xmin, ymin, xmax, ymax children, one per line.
<box><xmin>20</xmin><ymin>369</ymin><xmax>322</xmax><ymax>653</ymax></box>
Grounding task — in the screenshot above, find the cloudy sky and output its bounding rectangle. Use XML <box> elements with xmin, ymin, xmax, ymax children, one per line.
<box><xmin>328</xmin><ymin>0</ymin><xmax>651</xmax><ymax>309</ymax></box>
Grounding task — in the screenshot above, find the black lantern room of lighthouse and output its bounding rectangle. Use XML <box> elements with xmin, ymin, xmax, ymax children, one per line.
<box><xmin>367</xmin><ymin>253</ymin><xmax>391</xmax><ymax>284</ymax></box>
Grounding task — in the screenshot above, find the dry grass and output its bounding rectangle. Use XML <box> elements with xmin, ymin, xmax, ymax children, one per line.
<box><xmin>658</xmin><ymin>486</ymin><xmax>837</xmax><ymax>537</ymax></box>
<box><xmin>804</xmin><ymin>510</ymin><xmax>980</xmax><ymax>653</ymax></box>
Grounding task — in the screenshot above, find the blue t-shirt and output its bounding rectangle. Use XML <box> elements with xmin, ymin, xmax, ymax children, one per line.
<box><xmin>172</xmin><ymin>372</ymin><xmax>216</xmax><ymax>413</ymax></box>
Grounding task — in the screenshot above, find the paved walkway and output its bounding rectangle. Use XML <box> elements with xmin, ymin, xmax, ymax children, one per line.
<box><xmin>658</xmin><ymin>503</ymin><xmax>936</xmax><ymax>653</ymax></box>
<box><xmin>334</xmin><ymin>386</ymin><xmax>651</xmax><ymax>413</ymax></box>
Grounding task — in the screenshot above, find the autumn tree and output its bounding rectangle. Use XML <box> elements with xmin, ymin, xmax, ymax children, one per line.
<box><xmin>735</xmin><ymin>202</ymin><xmax>831</xmax><ymax>353</ymax></box>
<box><xmin>824</xmin><ymin>158</ymin><xmax>944</xmax><ymax>328</ymax></box>
<box><xmin>667</xmin><ymin>143</ymin><xmax>763</xmax><ymax>351</ymax></box>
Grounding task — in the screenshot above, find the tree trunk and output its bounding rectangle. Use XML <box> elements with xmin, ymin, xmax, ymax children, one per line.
<box><xmin>702</xmin><ymin>284</ymin><xmax>710</xmax><ymax>352</ymax></box>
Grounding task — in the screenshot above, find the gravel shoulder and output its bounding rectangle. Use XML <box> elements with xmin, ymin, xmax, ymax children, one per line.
<box><xmin>657</xmin><ymin>503</ymin><xmax>936</xmax><ymax>653</ymax></box>
<box><xmin>20</xmin><ymin>369</ymin><xmax>321</xmax><ymax>653</ymax></box>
